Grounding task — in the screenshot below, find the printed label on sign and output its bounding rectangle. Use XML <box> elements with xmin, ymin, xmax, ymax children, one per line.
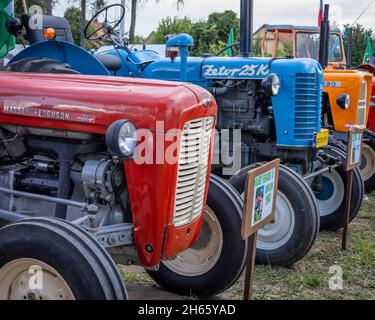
<box><xmin>251</xmin><ymin>168</ymin><xmax>276</xmax><ymax>227</ymax></box>
<box><xmin>350</xmin><ymin>133</ymin><xmax>362</xmax><ymax>166</ymax></box>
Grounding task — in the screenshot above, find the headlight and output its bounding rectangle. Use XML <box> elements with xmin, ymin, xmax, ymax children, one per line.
<box><xmin>337</xmin><ymin>94</ymin><xmax>350</xmax><ymax>110</ymax></box>
<box><xmin>261</xmin><ymin>74</ymin><xmax>281</xmax><ymax>96</ymax></box>
<box><xmin>106</xmin><ymin>120</ymin><xmax>137</xmax><ymax>157</ymax></box>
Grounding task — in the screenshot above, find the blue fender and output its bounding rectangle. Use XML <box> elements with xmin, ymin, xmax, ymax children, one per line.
<box><xmin>9</xmin><ymin>40</ymin><xmax>110</xmax><ymax>76</ymax></box>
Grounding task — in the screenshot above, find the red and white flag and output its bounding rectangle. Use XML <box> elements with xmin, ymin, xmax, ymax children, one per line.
<box><xmin>318</xmin><ymin>0</ymin><xmax>324</xmax><ymax>26</ymax></box>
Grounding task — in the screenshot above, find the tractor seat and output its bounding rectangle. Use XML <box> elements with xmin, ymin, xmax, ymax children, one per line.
<box><xmin>21</xmin><ymin>14</ymin><xmax>74</xmax><ymax>45</ymax></box>
<box><xmin>95</xmin><ymin>54</ymin><xmax>122</xmax><ymax>71</ymax></box>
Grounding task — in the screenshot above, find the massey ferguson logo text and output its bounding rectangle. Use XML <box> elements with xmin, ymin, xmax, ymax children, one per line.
<box><xmin>203</xmin><ymin>64</ymin><xmax>269</xmax><ymax>78</ymax></box>
<box><xmin>1</xmin><ymin>101</ymin><xmax>96</xmax><ymax>123</ymax></box>
<box><xmin>3</xmin><ymin>104</ymin><xmax>70</xmax><ymax>121</ymax></box>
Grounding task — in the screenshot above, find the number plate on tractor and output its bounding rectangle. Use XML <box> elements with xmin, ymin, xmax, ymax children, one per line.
<box><xmin>314</xmin><ymin>129</ymin><xmax>329</xmax><ymax>148</ymax></box>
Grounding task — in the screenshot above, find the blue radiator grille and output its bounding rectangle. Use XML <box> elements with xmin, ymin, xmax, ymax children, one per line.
<box><xmin>294</xmin><ymin>73</ymin><xmax>321</xmax><ymax>140</ymax></box>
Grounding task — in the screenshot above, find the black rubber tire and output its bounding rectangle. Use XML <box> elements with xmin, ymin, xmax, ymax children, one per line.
<box><xmin>229</xmin><ymin>164</ymin><xmax>319</xmax><ymax>266</ymax></box>
<box><xmin>0</xmin><ymin>218</ymin><xmax>127</xmax><ymax>300</ymax></box>
<box><xmin>147</xmin><ymin>174</ymin><xmax>247</xmax><ymax>297</ymax></box>
<box><xmin>3</xmin><ymin>58</ymin><xmax>79</xmax><ymax>74</ymax></box>
<box><xmin>316</xmin><ymin>144</ymin><xmax>364</xmax><ymax>231</ymax></box>
<box><xmin>361</xmin><ymin>132</ymin><xmax>375</xmax><ymax>191</ymax></box>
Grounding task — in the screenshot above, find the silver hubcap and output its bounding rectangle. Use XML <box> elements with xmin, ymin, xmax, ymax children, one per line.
<box><xmin>361</xmin><ymin>143</ymin><xmax>375</xmax><ymax>181</ymax></box>
<box><xmin>0</xmin><ymin>259</ymin><xmax>75</xmax><ymax>300</ymax></box>
<box><xmin>308</xmin><ymin>169</ymin><xmax>344</xmax><ymax>217</ymax></box>
<box><xmin>257</xmin><ymin>191</ymin><xmax>295</xmax><ymax>250</ymax></box>
<box><xmin>163</xmin><ymin>206</ymin><xmax>223</xmax><ymax>277</ymax></box>
<box><xmin>240</xmin><ymin>190</ymin><xmax>295</xmax><ymax>250</ymax></box>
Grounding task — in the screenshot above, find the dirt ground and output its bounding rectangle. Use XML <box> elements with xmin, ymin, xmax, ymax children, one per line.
<box><xmin>122</xmin><ymin>192</ymin><xmax>375</xmax><ymax>300</ymax></box>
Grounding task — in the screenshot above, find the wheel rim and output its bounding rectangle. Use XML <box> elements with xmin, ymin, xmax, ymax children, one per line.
<box><xmin>256</xmin><ymin>191</ymin><xmax>295</xmax><ymax>250</ymax></box>
<box><xmin>309</xmin><ymin>169</ymin><xmax>344</xmax><ymax>217</ymax></box>
<box><xmin>360</xmin><ymin>143</ymin><xmax>375</xmax><ymax>181</ymax></box>
<box><xmin>0</xmin><ymin>259</ymin><xmax>75</xmax><ymax>300</ymax></box>
<box><xmin>163</xmin><ymin>206</ymin><xmax>223</xmax><ymax>277</ymax></box>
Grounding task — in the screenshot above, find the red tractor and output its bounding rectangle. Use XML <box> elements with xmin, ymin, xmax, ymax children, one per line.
<box><xmin>0</xmin><ymin>71</ymin><xmax>248</xmax><ymax>299</ymax></box>
<box><xmin>357</xmin><ymin>59</ymin><xmax>375</xmax><ymax>188</ymax></box>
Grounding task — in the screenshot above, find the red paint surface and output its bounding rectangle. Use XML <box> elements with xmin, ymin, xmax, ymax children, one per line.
<box><xmin>368</xmin><ymin>78</ymin><xmax>375</xmax><ymax>132</ymax></box>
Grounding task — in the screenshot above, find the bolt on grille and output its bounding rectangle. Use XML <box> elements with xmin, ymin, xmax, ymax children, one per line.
<box><xmin>294</xmin><ymin>73</ymin><xmax>321</xmax><ymax>140</ymax></box>
<box><xmin>173</xmin><ymin>117</ymin><xmax>214</xmax><ymax>228</ymax></box>
<box><xmin>357</xmin><ymin>80</ymin><xmax>368</xmax><ymax>126</ymax></box>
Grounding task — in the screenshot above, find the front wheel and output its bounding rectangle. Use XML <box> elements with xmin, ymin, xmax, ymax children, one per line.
<box><xmin>147</xmin><ymin>175</ymin><xmax>247</xmax><ymax>297</ymax></box>
<box><xmin>360</xmin><ymin>135</ymin><xmax>375</xmax><ymax>191</ymax></box>
<box><xmin>0</xmin><ymin>218</ymin><xmax>127</xmax><ymax>300</ymax></box>
<box><xmin>229</xmin><ymin>164</ymin><xmax>319</xmax><ymax>266</ymax></box>
<box><xmin>308</xmin><ymin>144</ymin><xmax>364</xmax><ymax>231</ymax></box>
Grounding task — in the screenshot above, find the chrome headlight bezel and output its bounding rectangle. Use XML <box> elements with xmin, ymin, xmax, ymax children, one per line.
<box><xmin>261</xmin><ymin>73</ymin><xmax>281</xmax><ymax>96</ymax></box>
<box><xmin>337</xmin><ymin>94</ymin><xmax>351</xmax><ymax>110</ymax></box>
<box><xmin>106</xmin><ymin>120</ymin><xmax>138</xmax><ymax>158</ymax></box>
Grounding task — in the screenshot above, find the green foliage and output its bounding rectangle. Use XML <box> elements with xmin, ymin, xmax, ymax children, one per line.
<box><xmin>14</xmin><ymin>0</ymin><xmax>56</xmax><ymax>16</ymax></box>
<box><xmin>64</xmin><ymin>6</ymin><xmax>81</xmax><ymax>45</ymax></box>
<box><xmin>152</xmin><ymin>10</ymin><xmax>240</xmax><ymax>56</ymax></box>
<box><xmin>343</xmin><ymin>23</ymin><xmax>375</xmax><ymax>67</ymax></box>
<box><xmin>152</xmin><ymin>16</ymin><xmax>193</xmax><ymax>44</ymax></box>
<box><xmin>275</xmin><ymin>42</ymin><xmax>293</xmax><ymax>58</ymax></box>
<box><xmin>64</xmin><ymin>5</ymin><xmax>100</xmax><ymax>50</ymax></box>
<box><xmin>133</xmin><ymin>35</ymin><xmax>146</xmax><ymax>44</ymax></box>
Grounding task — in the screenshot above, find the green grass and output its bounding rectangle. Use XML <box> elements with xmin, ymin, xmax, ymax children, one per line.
<box><xmin>121</xmin><ymin>192</ymin><xmax>375</xmax><ymax>300</ymax></box>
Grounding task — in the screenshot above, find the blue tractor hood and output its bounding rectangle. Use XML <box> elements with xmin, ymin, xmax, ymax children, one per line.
<box><xmin>142</xmin><ymin>56</ymin><xmax>272</xmax><ymax>83</ymax></box>
<box><xmin>142</xmin><ymin>55</ymin><xmax>321</xmax><ymax>85</ymax></box>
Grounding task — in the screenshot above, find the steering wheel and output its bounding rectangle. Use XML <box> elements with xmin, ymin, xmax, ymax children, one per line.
<box><xmin>215</xmin><ymin>42</ymin><xmax>240</xmax><ymax>57</ymax></box>
<box><xmin>84</xmin><ymin>4</ymin><xmax>126</xmax><ymax>41</ymax></box>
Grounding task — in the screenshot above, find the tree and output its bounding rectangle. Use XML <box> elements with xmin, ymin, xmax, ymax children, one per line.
<box><xmin>15</xmin><ymin>0</ymin><xmax>56</xmax><ymax>16</ymax></box>
<box><xmin>129</xmin><ymin>0</ymin><xmax>184</xmax><ymax>44</ymax></box>
<box><xmin>64</xmin><ymin>6</ymin><xmax>81</xmax><ymax>44</ymax></box>
<box><xmin>152</xmin><ymin>10</ymin><xmax>240</xmax><ymax>56</ymax></box>
<box><xmin>152</xmin><ymin>16</ymin><xmax>193</xmax><ymax>43</ymax></box>
<box><xmin>80</xmin><ymin>0</ymin><xmax>86</xmax><ymax>47</ymax></box>
<box><xmin>69</xmin><ymin>0</ymin><xmax>106</xmax><ymax>48</ymax></box>
<box><xmin>206</xmin><ymin>10</ymin><xmax>240</xmax><ymax>44</ymax></box>
<box><xmin>343</xmin><ymin>23</ymin><xmax>375</xmax><ymax>67</ymax></box>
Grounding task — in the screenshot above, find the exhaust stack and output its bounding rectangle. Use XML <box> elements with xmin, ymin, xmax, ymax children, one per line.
<box><xmin>319</xmin><ymin>4</ymin><xmax>330</xmax><ymax>68</ymax></box>
<box><xmin>240</xmin><ymin>0</ymin><xmax>253</xmax><ymax>57</ymax></box>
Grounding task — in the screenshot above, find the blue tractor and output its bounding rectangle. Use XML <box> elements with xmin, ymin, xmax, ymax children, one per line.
<box><xmin>3</xmin><ymin>0</ymin><xmax>363</xmax><ymax>294</ymax></box>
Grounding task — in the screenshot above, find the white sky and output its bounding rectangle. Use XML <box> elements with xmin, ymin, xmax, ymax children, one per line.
<box><xmin>53</xmin><ymin>0</ymin><xmax>375</xmax><ymax>37</ymax></box>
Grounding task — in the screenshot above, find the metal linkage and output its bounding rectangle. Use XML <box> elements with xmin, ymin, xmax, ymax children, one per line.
<box><xmin>87</xmin><ymin>223</ymin><xmax>134</xmax><ymax>248</ymax></box>
<box><xmin>0</xmin><ymin>187</ymin><xmax>98</xmax><ymax>213</ymax></box>
<box><xmin>303</xmin><ymin>164</ymin><xmax>339</xmax><ymax>181</ymax></box>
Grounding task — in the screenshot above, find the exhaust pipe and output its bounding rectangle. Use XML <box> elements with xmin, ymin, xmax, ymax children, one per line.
<box><xmin>319</xmin><ymin>4</ymin><xmax>330</xmax><ymax>68</ymax></box>
<box><xmin>240</xmin><ymin>0</ymin><xmax>253</xmax><ymax>57</ymax></box>
<box><xmin>345</xmin><ymin>27</ymin><xmax>353</xmax><ymax>66</ymax></box>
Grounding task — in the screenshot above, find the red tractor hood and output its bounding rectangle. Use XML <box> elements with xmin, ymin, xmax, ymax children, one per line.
<box><xmin>0</xmin><ymin>72</ymin><xmax>216</xmax><ymax>133</ymax></box>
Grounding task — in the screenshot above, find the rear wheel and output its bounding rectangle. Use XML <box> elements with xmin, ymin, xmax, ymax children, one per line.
<box><xmin>308</xmin><ymin>143</ymin><xmax>364</xmax><ymax>231</ymax></box>
<box><xmin>147</xmin><ymin>175</ymin><xmax>247</xmax><ymax>297</ymax></box>
<box><xmin>0</xmin><ymin>218</ymin><xmax>127</xmax><ymax>300</ymax></box>
<box><xmin>3</xmin><ymin>58</ymin><xmax>78</xmax><ymax>74</ymax></box>
<box><xmin>360</xmin><ymin>135</ymin><xmax>375</xmax><ymax>191</ymax></box>
<box><xmin>229</xmin><ymin>164</ymin><xmax>319</xmax><ymax>266</ymax></box>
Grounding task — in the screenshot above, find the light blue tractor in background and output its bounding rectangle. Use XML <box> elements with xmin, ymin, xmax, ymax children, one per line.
<box><xmin>3</xmin><ymin>0</ymin><xmax>364</xmax><ymax>295</ymax></box>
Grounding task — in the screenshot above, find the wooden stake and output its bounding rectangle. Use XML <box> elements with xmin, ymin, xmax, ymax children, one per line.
<box><xmin>243</xmin><ymin>233</ymin><xmax>257</xmax><ymax>300</ymax></box>
<box><xmin>342</xmin><ymin>169</ymin><xmax>353</xmax><ymax>251</ymax></box>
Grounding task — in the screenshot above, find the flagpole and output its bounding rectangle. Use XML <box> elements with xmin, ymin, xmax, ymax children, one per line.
<box><xmin>120</xmin><ymin>0</ymin><xmax>126</xmax><ymax>41</ymax></box>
